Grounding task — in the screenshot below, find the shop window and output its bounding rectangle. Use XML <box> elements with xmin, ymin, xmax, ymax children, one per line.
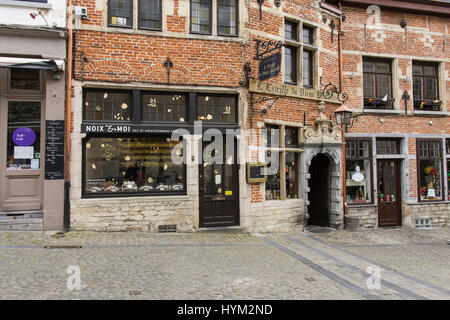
<box><xmin>108</xmin><ymin>0</ymin><xmax>133</xmax><ymax>27</ymax></box>
<box><xmin>10</xmin><ymin>69</ymin><xmax>40</xmax><ymax>90</ymax></box>
<box><xmin>138</xmin><ymin>0</ymin><xmax>162</xmax><ymax>30</ymax></box>
<box><xmin>413</xmin><ymin>62</ymin><xmax>440</xmax><ymax>111</ymax></box>
<box><xmin>190</xmin><ymin>0</ymin><xmax>212</xmax><ymax>34</ymax></box>
<box><xmin>417</xmin><ymin>139</ymin><xmax>442</xmax><ymax>201</ymax></box>
<box><xmin>363</xmin><ymin>59</ymin><xmax>394</xmax><ymax>109</ymax></box>
<box><xmin>84</xmin><ymin>90</ymin><xmax>132</xmax><ymax>121</ymax></box>
<box><xmin>265</xmin><ymin>124</ymin><xmax>301</xmax><ymax>200</ymax></box>
<box><xmin>376</xmin><ymin>139</ymin><xmax>400</xmax><ymax>155</ymax></box>
<box><xmin>217</xmin><ymin>0</ymin><xmax>238</xmax><ymax>36</ymax></box>
<box><xmin>6</xmin><ymin>101</ymin><xmax>41</xmax><ymax>170</ymax></box>
<box><xmin>346</xmin><ymin>139</ymin><xmax>372</xmax><ymax>205</ymax></box>
<box><xmin>142</xmin><ymin>93</ymin><xmax>186</xmax><ymax>122</ymax></box>
<box><xmin>84</xmin><ymin>136</ymin><xmax>185</xmax><ymax>196</ymax></box>
<box><xmin>196</xmin><ymin>95</ymin><xmax>236</xmax><ymax>123</ymax></box>
<box><xmin>447</xmin><ymin>159</ymin><xmax>450</xmax><ymax>201</ymax></box>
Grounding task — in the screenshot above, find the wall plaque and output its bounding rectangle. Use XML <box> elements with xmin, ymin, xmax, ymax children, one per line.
<box><xmin>246</xmin><ymin>163</ymin><xmax>267</xmax><ymax>184</ymax></box>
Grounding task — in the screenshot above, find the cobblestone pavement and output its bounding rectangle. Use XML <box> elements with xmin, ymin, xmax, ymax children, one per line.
<box><xmin>0</xmin><ymin>227</ymin><xmax>448</xmax><ymax>300</ymax></box>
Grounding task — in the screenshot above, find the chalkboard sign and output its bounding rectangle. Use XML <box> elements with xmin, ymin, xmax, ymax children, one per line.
<box><xmin>247</xmin><ymin>163</ymin><xmax>267</xmax><ymax>184</ymax></box>
<box><xmin>45</xmin><ymin>120</ymin><xmax>65</xmax><ymax>180</ymax></box>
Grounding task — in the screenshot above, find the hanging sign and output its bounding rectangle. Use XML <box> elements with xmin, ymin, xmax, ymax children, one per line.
<box><xmin>12</xmin><ymin>127</ymin><xmax>36</xmax><ymax>146</ymax></box>
<box><xmin>258</xmin><ymin>52</ymin><xmax>281</xmax><ymax>81</ymax></box>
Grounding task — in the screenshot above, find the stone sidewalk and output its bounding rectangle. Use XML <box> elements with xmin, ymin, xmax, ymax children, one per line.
<box><xmin>0</xmin><ymin>227</ymin><xmax>448</xmax><ymax>300</ymax></box>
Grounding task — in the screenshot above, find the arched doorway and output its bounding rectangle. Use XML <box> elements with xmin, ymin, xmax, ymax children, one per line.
<box><xmin>308</xmin><ymin>154</ymin><xmax>331</xmax><ymax>227</ymax></box>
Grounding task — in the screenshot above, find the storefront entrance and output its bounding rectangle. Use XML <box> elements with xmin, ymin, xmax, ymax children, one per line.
<box><xmin>199</xmin><ymin>140</ymin><xmax>239</xmax><ymax>228</ymax></box>
<box><xmin>377</xmin><ymin>159</ymin><xmax>402</xmax><ymax>226</ymax></box>
<box><xmin>0</xmin><ymin>99</ymin><xmax>43</xmax><ymax>212</ymax></box>
<box><xmin>307</xmin><ymin>154</ymin><xmax>331</xmax><ymax>227</ymax></box>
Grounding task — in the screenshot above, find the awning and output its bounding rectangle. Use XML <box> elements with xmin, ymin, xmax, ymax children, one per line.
<box><xmin>0</xmin><ymin>57</ymin><xmax>65</xmax><ymax>72</ymax></box>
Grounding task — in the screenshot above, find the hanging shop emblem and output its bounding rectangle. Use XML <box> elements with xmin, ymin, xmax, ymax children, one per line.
<box><xmin>258</xmin><ymin>52</ymin><xmax>281</xmax><ymax>81</ymax></box>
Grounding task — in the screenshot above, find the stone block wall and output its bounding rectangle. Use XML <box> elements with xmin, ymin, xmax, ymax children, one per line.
<box><xmin>347</xmin><ymin>205</ymin><xmax>377</xmax><ymax>228</ymax></box>
<box><xmin>407</xmin><ymin>203</ymin><xmax>449</xmax><ymax>227</ymax></box>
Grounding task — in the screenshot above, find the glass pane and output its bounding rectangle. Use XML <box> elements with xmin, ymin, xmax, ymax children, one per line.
<box><xmin>85</xmin><ymin>137</ymin><xmax>185</xmax><ymax>194</ymax></box>
<box><xmin>285</xmin><ymin>127</ymin><xmax>298</xmax><ymax>147</ymax></box>
<box><xmin>412</xmin><ymin>65</ymin><xmax>422</xmax><ymax>75</ymax></box>
<box><xmin>286</xmin><ymin>153</ymin><xmax>298</xmax><ymax>199</ymax></box>
<box><xmin>359</xmin><ymin>140</ymin><xmax>370</xmax><ymax>158</ymax></box>
<box><xmin>446</xmin><ymin>139</ymin><xmax>450</xmax><ymax>154</ymax></box>
<box><xmin>413</xmin><ymin>76</ymin><xmax>423</xmax><ymax>101</ymax></box>
<box><xmin>84</xmin><ymin>91</ymin><xmax>132</xmax><ymax>121</ymax></box>
<box><xmin>191</xmin><ymin>0</ymin><xmax>211</xmax><ymax>33</ymax></box>
<box><xmin>363</xmin><ymin>73</ymin><xmax>376</xmax><ymax>98</ymax></box>
<box><xmin>10</xmin><ymin>69</ymin><xmax>40</xmax><ymax>90</ymax></box>
<box><xmin>142</xmin><ymin>93</ymin><xmax>186</xmax><ymax>122</ymax></box>
<box><xmin>424</xmin><ymin>66</ymin><xmax>436</xmax><ymax>76</ymax></box>
<box><xmin>218</xmin><ymin>0</ymin><xmax>237</xmax><ymax>36</ymax></box>
<box><xmin>346</xmin><ymin>159</ymin><xmax>372</xmax><ymax>204</ymax></box>
<box><xmin>447</xmin><ymin>159</ymin><xmax>450</xmax><ymax>201</ymax></box>
<box><xmin>419</xmin><ymin>158</ymin><xmax>442</xmax><ymax>201</ymax></box>
<box><xmin>265</xmin><ymin>125</ymin><xmax>279</xmax><ymax>148</ymax></box>
<box><xmin>303</xmin><ymin>50</ymin><xmax>313</xmax><ymax>87</ymax></box>
<box><xmin>303</xmin><ymin>26</ymin><xmax>314</xmax><ymax>45</ymax></box>
<box><xmin>284</xmin><ymin>46</ymin><xmax>297</xmax><ymax>84</ymax></box>
<box><xmin>138</xmin><ymin>0</ymin><xmax>161</xmax><ymax>29</ymax></box>
<box><xmin>197</xmin><ymin>95</ymin><xmax>236</xmax><ymax>123</ymax></box>
<box><xmin>363</xmin><ymin>62</ymin><xmax>374</xmax><ymax>73</ymax></box>
<box><xmin>346</xmin><ymin>140</ymin><xmax>356</xmax><ymax>158</ymax></box>
<box><xmin>285</xmin><ymin>21</ymin><xmax>297</xmax><ymax>41</ymax></box>
<box><xmin>418</xmin><ymin>141</ymin><xmax>429</xmax><ymax>158</ymax></box>
<box><xmin>377</xmin><ymin>139</ymin><xmax>399</xmax><ymax>155</ymax></box>
<box><xmin>265</xmin><ymin>151</ymin><xmax>280</xmax><ymax>200</ymax></box>
<box><xmin>109</xmin><ymin>0</ymin><xmax>132</xmax><ymax>26</ymax></box>
<box><xmin>376</xmin><ymin>74</ymin><xmax>391</xmax><ymax>98</ymax></box>
<box><xmin>424</xmin><ymin>77</ymin><xmax>438</xmax><ymax>100</ymax></box>
<box><xmin>376</xmin><ymin>62</ymin><xmax>390</xmax><ymax>73</ymax></box>
<box><xmin>7</xmin><ymin>102</ymin><xmax>41</xmax><ymax>170</ymax></box>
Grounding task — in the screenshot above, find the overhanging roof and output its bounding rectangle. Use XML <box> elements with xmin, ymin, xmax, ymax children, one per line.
<box><xmin>0</xmin><ymin>57</ymin><xmax>64</xmax><ymax>71</ymax></box>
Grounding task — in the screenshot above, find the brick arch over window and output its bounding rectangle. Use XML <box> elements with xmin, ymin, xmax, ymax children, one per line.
<box><xmin>301</xmin><ymin>146</ymin><xmax>343</xmax><ymax>229</ymax></box>
<box><xmin>198</xmin><ymin>66</ymin><xmax>241</xmax><ymax>85</ymax></box>
<box><xmin>83</xmin><ymin>60</ymin><xmax>134</xmax><ymax>78</ymax></box>
<box><xmin>143</xmin><ymin>64</ymin><xmax>191</xmax><ymax>83</ymax></box>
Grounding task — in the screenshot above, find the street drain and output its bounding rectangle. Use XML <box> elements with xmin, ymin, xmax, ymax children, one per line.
<box><xmin>43</xmin><ymin>245</ymin><xmax>82</xmax><ymax>249</ymax></box>
<box><xmin>129</xmin><ymin>290</ymin><xmax>142</xmax><ymax>296</ymax></box>
<box><xmin>304</xmin><ymin>277</ymin><xmax>316</xmax><ymax>282</ymax></box>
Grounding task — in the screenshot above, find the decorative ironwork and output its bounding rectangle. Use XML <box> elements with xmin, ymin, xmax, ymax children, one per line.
<box><xmin>239</xmin><ymin>62</ymin><xmax>252</xmax><ymax>87</ymax></box>
<box><xmin>163</xmin><ymin>57</ymin><xmax>174</xmax><ymax>84</ymax></box>
<box><xmin>330</xmin><ymin>19</ymin><xmax>336</xmax><ymax>42</ymax></box>
<box><xmin>254</xmin><ymin>39</ymin><xmax>284</xmax><ymax>60</ymax></box>
<box><xmin>320</xmin><ymin>76</ymin><xmax>348</xmax><ymax>103</ymax></box>
<box><xmin>274</xmin><ymin>0</ymin><xmax>281</xmax><ymax>7</ymax></box>
<box><xmin>402</xmin><ymin>91</ymin><xmax>410</xmax><ymax>115</ymax></box>
<box><xmin>249</xmin><ymin>92</ymin><xmax>280</xmax><ymax>128</ymax></box>
<box><xmin>258</xmin><ymin>0</ymin><xmax>264</xmax><ymax>20</ymax></box>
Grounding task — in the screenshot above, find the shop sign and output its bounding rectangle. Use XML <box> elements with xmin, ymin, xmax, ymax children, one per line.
<box><xmin>12</xmin><ymin>127</ymin><xmax>36</xmax><ymax>146</ymax></box>
<box><xmin>258</xmin><ymin>53</ymin><xmax>281</xmax><ymax>81</ymax></box>
<box><xmin>81</xmin><ymin>123</ymin><xmax>174</xmax><ymax>134</ymax></box>
<box><xmin>249</xmin><ymin>79</ymin><xmax>341</xmax><ymax>104</ymax></box>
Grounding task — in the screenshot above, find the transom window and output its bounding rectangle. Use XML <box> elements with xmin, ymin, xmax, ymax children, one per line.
<box><xmin>108</xmin><ymin>0</ymin><xmax>162</xmax><ymax>30</ymax></box>
<box><xmin>284</xmin><ymin>20</ymin><xmax>316</xmax><ymax>88</ymax></box>
<box><xmin>346</xmin><ymin>139</ymin><xmax>373</xmax><ymax>205</ymax></box>
<box><xmin>142</xmin><ymin>93</ymin><xmax>186</xmax><ymax>122</ymax></box>
<box><xmin>84</xmin><ymin>90</ymin><xmax>132</xmax><ymax>121</ymax></box>
<box><xmin>363</xmin><ymin>59</ymin><xmax>393</xmax><ymax>109</ymax></box>
<box><xmin>10</xmin><ymin>69</ymin><xmax>40</xmax><ymax>91</ymax></box>
<box><xmin>413</xmin><ymin>62</ymin><xmax>440</xmax><ymax>111</ymax></box>
<box><xmin>417</xmin><ymin>139</ymin><xmax>443</xmax><ymax>201</ymax></box>
<box><xmin>376</xmin><ymin>139</ymin><xmax>400</xmax><ymax>155</ymax></box>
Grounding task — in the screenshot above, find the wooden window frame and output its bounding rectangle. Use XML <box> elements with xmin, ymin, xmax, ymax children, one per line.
<box><xmin>412</xmin><ymin>61</ymin><xmax>440</xmax><ymax>111</ymax></box>
<box><xmin>376</xmin><ymin>138</ymin><xmax>401</xmax><ymax>155</ymax></box>
<box><xmin>108</xmin><ymin>0</ymin><xmax>134</xmax><ymax>28</ymax></box>
<box><xmin>190</xmin><ymin>0</ymin><xmax>213</xmax><ymax>35</ymax></box>
<box><xmin>83</xmin><ymin>89</ymin><xmax>133</xmax><ymax>122</ymax></box>
<box><xmin>363</xmin><ymin>58</ymin><xmax>394</xmax><ymax>109</ymax></box>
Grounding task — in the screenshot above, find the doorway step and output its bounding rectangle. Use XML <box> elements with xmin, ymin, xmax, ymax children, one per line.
<box><xmin>197</xmin><ymin>226</ymin><xmax>246</xmax><ymax>234</ymax></box>
<box><xmin>0</xmin><ymin>211</ymin><xmax>43</xmax><ymax>231</ymax></box>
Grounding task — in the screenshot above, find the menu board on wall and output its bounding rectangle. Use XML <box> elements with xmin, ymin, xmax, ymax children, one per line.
<box><xmin>45</xmin><ymin>120</ymin><xmax>65</xmax><ymax>180</ymax></box>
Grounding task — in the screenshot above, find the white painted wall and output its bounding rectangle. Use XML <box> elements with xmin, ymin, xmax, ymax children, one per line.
<box><xmin>0</xmin><ymin>0</ymin><xmax>67</xmax><ymax>28</ymax></box>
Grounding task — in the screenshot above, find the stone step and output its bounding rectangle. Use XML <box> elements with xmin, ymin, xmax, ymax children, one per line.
<box><xmin>197</xmin><ymin>226</ymin><xmax>247</xmax><ymax>234</ymax></box>
<box><xmin>0</xmin><ymin>211</ymin><xmax>43</xmax><ymax>220</ymax></box>
<box><xmin>0</xmin><ymin>218</ymin><xmax>43</xmax><ymax>231</ymax></box>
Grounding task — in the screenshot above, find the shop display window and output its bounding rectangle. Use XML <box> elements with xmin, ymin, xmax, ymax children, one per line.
<box><xmin>142</xmin><ymin>93</ymin><xmax>186</xmax><ymax>122</ymax></box>
<box><xmin>346</xmin><ymin>139</ymin><xmax>372</xmax><ymax>204</ymax></box>
<box><xmin>417</xmin><ymin>139</ymin><xmax>442</xmax><ymax>201</ymax></box>
<box><xmin>265</xmin><ymin>151</ymin><xmax>281</xmax><ymax>200</ymax></box>
<box><xmin>84</xmin><ymin>90</ymin><xmax>132</xmax><ymax>121</ymax></box>
<box><xmin>197</xmin><ymin>95</ymin><xmax>236</xmax><ymax>123</ymax></box>
<box><xmin>84</xmin><ymin>136</ymin><xmax>185</xmax><ymax>196</ymax></box>
<box><xmin>285</xmin><ymin>152</ymin><xmax>298</xmax><ymax>199</ymax></box>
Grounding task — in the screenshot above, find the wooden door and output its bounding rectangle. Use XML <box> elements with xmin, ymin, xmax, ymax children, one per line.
<box><xmin>377</xmin><ymin>159</ymin><xmax>401</xmax><ymax>226</ymax></box>
<box><xmin>199</xmin><ymin>140</ymin><xmax>239</xmax><ymax>228</ymax></box>
<box><xmin>0</xmin><ymin>98</ymin><xmax>43</xmax><ymax>212</ymax></box>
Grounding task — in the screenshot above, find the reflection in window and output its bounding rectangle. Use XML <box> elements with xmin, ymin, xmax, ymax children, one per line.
<box><xmin>84</xmin><ymin>91</ymin><xmax>131</xmax><ymax>121</ymax></box>
<box><xmin>7</xmin><ymin>102</ymin><xmax>41</xmax><ymax>170</ymax></box>
<box><xmin>285</xmin><ymin>127</ymin><xmax>298</xmax><ymax>147</ymax></box>
<box><xmin>302</xmin><ymin>50</ymin><xmax>313</xmax><ymax>87</ymax></box>
<box><xmin>447</xmin><ymin>159</ymin><xmax>450</xmax><ymax>201</ymax></box>
<box><xmin>417</xmin><ymin>140</ymin><xmax>442</xmax><ymax>201</ymax></box>
<box><xmin>265</xmin><ymin>151</ymin><xmax>280</xmax><ymax>200</ymax></box>
<box><xmin>265</xmin><ymin>125</ymin><xmax>279</xmax><ymax>148</ymax></box>
<box><xmin>10</xmin><ymin>69</ymin><xmax>40</xmax><ymax>90</ymax></box>
<box><xmin>142</xmin><ymin>93</ymin><xmax>186</xmax><ymax>122</ymax></box>
<box><xmin>109</xmin><ymin>0</ymin><xmax>133</xmax><ymax>27</ymax></box>
<box><xmin>286</xmin><ymin>153</ymin><xmax>298</xmax><ymax>199</ymax></box>
<box><xmin>346</xmin><ymin>139</ymin><xmax>372</xmax><ymax>204</ymax></box>
<box><xmin>191</xmin><ymin>0</ymin><xmax>211</xmax><ymax>34</ymax></box>
<box><xmin>285</xmin><ymin>21</ymin><xmax>298</xmax><ymax>41</ymax></box>
<box><xmin>376</xmin><ymin>139</ymin><xmax>400</xmax><ymax>155</ymax></box>
<box><xmin>138</xmin><ymin>0</ymin><xmax>162</xmax><ymax>30</ymax></box>
<box><xmin>303</xmin><ymin>26</ymin><xmax>314</xmax><ymax>45</ymax></box>
<box><xmin>218</xmin><ymin>0</ymin><xmax>238</xmax><ymax>36</ymax></box>
<box><xmin>284</xmin><ymin>46</ymin><xmax>297</xmax><ymax>84</ymax></box>
<box><xmin>84</xmin><ymin>137</ymin><xmax>185</xmax><ymax>195</ymax></box>
<box><xmin>197</xmin><ymin>95</ymin><xmax>236</xmax><ymax>123</ymax></box>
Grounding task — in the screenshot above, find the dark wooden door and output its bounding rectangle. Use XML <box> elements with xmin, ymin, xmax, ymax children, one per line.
<box><xmin>308</xmin><ymin>154</ymin><xmax>330</xmax><ymax>227</ymax></box>
<box><xmin>377</xmin><ymin>159</ymin><xmax>401</xmax><ymax>227</ymax></box>
<box><xmin>199</xmin><ymin>140</ymin><xmax>239</xmax><ymax>228</ymax></box>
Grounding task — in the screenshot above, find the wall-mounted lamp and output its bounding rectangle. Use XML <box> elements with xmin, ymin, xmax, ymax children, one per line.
<box><xmin>429</xmin><ymin>120</ymin><xmax>433</xmax><ymax>126</ymax></box>
<box><xmin>380</xmin><ymin>118</ymin><xmax>384</xmax><ymax>123</ymax></box>
<box><xmin>349</xmin><ymin>73</ymin><xmax>355</xmax><ymax>79</ymax></box>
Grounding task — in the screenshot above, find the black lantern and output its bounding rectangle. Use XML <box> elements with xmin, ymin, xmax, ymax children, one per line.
<box><xmin>334</xmin><ymin>104</ymin><xmax>356</xmax><ymax>133</ymax></box>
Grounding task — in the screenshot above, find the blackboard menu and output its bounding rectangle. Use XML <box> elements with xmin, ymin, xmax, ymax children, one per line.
<box><xmin>45</xmin><ymin>120</ymin><xmax>65</xmax><ymax>180</ymax></box>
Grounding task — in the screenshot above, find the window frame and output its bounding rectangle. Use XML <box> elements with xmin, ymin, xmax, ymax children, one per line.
<box><xmin>416</xmin><ymin>138</ymin><xmax>444</xmax><ymax>202</ymax></box>
<box><xmin>196</xmin><ymin>93</ymin><xmax>238</xmax><ymax>124</ymax></box>
<box><xmin>137</xmin><ymin>0</ymin><xmax>163</xmax><ymax>31</ymax></box>
<box><xmin>83</xmin><ymin>89</ymin><xmax>133</xmax><ymax>122</ymax></box>
<box><xmin>216</xmin><ymin>0</ymin><xmax>239</xmax><ymax>37</ymax></box>
<box><xmin>376</xmin><ymin>138</ymin><xmax>401</xmax><ymax>155</ymax></box>
<box><xmin>82</xmin><ymin>134</ymin><xmax>187</xmax><ymax>198</ymax></box>
<box><xmin>345</xmin><ymin>138</ymin><xmax>374</xmax><ymax>206</ymax></box>
<box><xmin>141</xmin><ymin>91</ymin><xmax>188</xmax><ymax>124</ymax></box>
<box><xmin>363</xmin><ymin>58</ymin><xmax>394</xmax><ymax>109</ymax></box>
<box><xmin>108</xmin><ymin>0</ymin><xmax>134</xmax><ymax>29</ymax></box>
<box><xmin>190</xmin><ymin>0</ymin><xmax>213</xmax><ymax>35</ymax></box>
<box><xmin>412</xmin><ymin>61</ymin><xmax>440</xmax><ymax>111</ymax></box>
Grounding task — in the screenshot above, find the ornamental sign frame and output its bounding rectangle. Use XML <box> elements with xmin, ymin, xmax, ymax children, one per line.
<box><xmin>249</xmin><ymin>79</ymin><xmax>342</xmax><ymax>104</ymax></box>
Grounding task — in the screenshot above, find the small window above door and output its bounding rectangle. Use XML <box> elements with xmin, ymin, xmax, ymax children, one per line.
<box><xmin>10</xmin><ymin>69</ymin><xmax>40</xmax><ymax>91</ymax></box>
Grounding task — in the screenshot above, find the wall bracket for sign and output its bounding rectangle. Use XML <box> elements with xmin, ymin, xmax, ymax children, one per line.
<box><xmin>320</xmin><ymin>76</ymin><xmax>348</xmax><ymax>103</ymax></box>
<box><xmin>249</xmin><ymin>93</ymin><xmax>281</xmax><ymax>129</ymax></box>
<box><xmin>254</xmin><ymin>39</ymin><xmax>284</xmax><ymax>60</ymax></box>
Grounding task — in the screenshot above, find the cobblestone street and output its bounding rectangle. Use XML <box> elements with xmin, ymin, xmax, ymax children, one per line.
<box><xmin>0</xmin><ymin>227</ymin><xmax>449</xmax><ymax>300</ymax></box>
